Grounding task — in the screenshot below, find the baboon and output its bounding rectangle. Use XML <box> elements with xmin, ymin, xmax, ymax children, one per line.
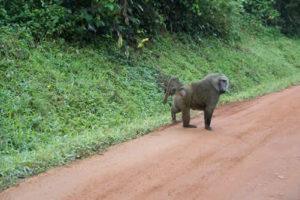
<box><xmin>171</xmin><ymin>73</ymin><xmax>229</xmax><ymax>130</ymax></box>
<box><xmin>163</xmin><ymin>76</ymin><xmax>183</xmax><ymax>104</ymax></box>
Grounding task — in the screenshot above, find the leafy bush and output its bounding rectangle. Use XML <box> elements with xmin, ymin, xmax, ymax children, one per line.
<box><xmin>1</xmin><ymin>0</ymin><xmax>299</xmax><ymax>43</ymax></box>
<box><xmin>1</xmin><ymin>1</ymin><xmax>77</xmax><ymax>39</ymax></box>
<box><xmin>242</xmin><ymin>0</ymin><xmax>300</xmax><ymax>35</ymax></box>
<box><xmin>1</xmin><ymin>0</ymin><xmax>241</xmax><ymax>44</ymax></box>
<box><xmin>242</xmin><ymin>0</ymin><xmax>279</xmax><ymax>22</ymax></box>
<box><xmin>274</xmin><ymin>0</ymin><xmax>300</xmax><ymax>35</ymax></box>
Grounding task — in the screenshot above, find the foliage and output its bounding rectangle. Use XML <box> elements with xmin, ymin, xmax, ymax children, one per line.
<box><xmin>242</xmin><ymin>0</ymin><xmax>279</xmax><ymax>22</ymax></box>
<box><xmin>0</xmin><ymin>0</ymin><xmax>241</xmax><ymax>44</ymax></box>
<box><xmin>274</xmin><ymin>0</ymin><xmax>300</xmax><ymax>35</ymax></box>
<box><xmin>1</xmin><ymin>0</ymin><xmax>299</xmax><ymax>45</ymax></box>
<box><xmin>0</xmin><ymin>1</ymin><xmax>77</xmax><ymax>39</ymax></box>
<box><xmin>241</xmin><ymin>0</ymin><xmax>300</xmax><ymax>35</ymax></box>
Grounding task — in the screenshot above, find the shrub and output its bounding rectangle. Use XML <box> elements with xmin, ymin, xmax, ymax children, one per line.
<box><xmin>274</xmin><ymin>0</ymin><xmax>300</xmax><ymax>35</ymax></box>
<box><xmin>0</xmin><ymin>0</ymin><xmax>241</xmax><ymax>44</ymax></box>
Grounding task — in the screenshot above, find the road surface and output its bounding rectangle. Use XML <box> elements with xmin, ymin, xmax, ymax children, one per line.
<box><xmin>1</xmin><ymin>85</ymin><xmax>300</xmax><ymax>200</ymax></box>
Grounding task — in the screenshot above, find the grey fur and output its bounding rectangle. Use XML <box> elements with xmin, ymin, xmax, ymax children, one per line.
<box><xmin>171</xmin><ymin>73</ymin><xmax>229</xmax><ymax>130</ymax></box>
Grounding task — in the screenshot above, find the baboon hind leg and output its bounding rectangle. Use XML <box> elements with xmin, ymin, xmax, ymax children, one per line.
<box><xmin>171</xmin><ymin>106</ymin><xmax>180</xmax><ymax>122</ymax></box>
<box><xmin>182</xmin><ymin>109</ymin><xmax>197</xmax><ymax>128</ymax></box>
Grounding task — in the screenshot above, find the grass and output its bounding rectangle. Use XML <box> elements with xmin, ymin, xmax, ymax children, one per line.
<box><xmin>0</xmin><ymin>25</ymin><xmax>300</xmax><ymax>190</ymax></box>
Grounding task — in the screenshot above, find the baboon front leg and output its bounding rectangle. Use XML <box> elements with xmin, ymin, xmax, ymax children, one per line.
<box><xmin>204</xmin><ymin>109</ymin><xmax>214</xmax><ymax>130</ymax></box>
<box><xmin>182</xmin><ymin>109</ymin><xmax>197</xmax><ymax>128</ymax></box>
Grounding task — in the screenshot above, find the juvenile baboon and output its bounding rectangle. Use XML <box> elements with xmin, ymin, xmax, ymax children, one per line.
<box><xmin>171</xmin><ymin>73</ymin><xmax>229</xmax><ymax>130</ymax></box>
<box><xmin>163</xmin><ymin>76</ymin><xmax>183</xmax><ymax>104</ymax></box>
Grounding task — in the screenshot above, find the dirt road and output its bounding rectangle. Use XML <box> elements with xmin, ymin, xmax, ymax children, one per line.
<box><xmin>1</xmin><ymin>85</ymin><xmax>300</xmax><ymax>200</ymax></box>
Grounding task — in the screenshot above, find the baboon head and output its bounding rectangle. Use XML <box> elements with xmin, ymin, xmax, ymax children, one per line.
<box><xmin>163</xmin><ymin>76</ymin><xmax>183</xmax><ymax>104</ymax></box>
<box><xmin>211</xmin><ymin>74</ymin><xmax>229</xmax><ymax>94</ymax></box>
<box><xmin>168</xmin><ymin>77</ymin><xmax>182</xmax><ymax>94</ymax></box>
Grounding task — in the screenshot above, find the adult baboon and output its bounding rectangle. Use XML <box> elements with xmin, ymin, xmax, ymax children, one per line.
<box><xmin>171</xmin><ymin>73</ymin><xmax>229</xmax><ymax>130</ymax></box>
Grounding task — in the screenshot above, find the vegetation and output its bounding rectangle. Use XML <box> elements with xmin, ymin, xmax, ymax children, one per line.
<box><xmin>1</xmin><ymin>0</ymin><xmax>300</xmax><ymax>190</ymax></box>
<box><xmin>1</xmin><ymin>0</ymin><xmax>299</xmax><ymax>43</ymax></box>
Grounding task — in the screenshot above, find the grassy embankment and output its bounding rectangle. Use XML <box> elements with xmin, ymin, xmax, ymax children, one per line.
<box><xmin>0</xmin><ymin>26</ymin><xmax>300</xmax><ymax>190</ymax></box>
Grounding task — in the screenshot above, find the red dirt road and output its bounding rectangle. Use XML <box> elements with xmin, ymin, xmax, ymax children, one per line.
<box><xmin>1</xmin><ymin>86</ymin><xmax>300</xmax><ymax>200</ymax></box>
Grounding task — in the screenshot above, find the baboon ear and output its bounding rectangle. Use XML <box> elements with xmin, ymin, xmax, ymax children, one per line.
<box><xmin>220</xmin><ymin>76</ymin><xmax>229</xmax><ymax>90</ymax></box>
<box><xmin>211</xmin><ymin>77</ymin><xmax>220</xmax><ymax>92</ymax></box>
<box><xmin>225</xmin><ymin>77</ymin><xmax>229</xmax><ymax>89</ymax></box>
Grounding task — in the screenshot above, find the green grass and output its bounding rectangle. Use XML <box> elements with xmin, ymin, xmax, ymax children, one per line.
<box><xmin>1</xmin><ymin>26</ymin><xmax>300</xmax><ymax>190</ymax></box>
